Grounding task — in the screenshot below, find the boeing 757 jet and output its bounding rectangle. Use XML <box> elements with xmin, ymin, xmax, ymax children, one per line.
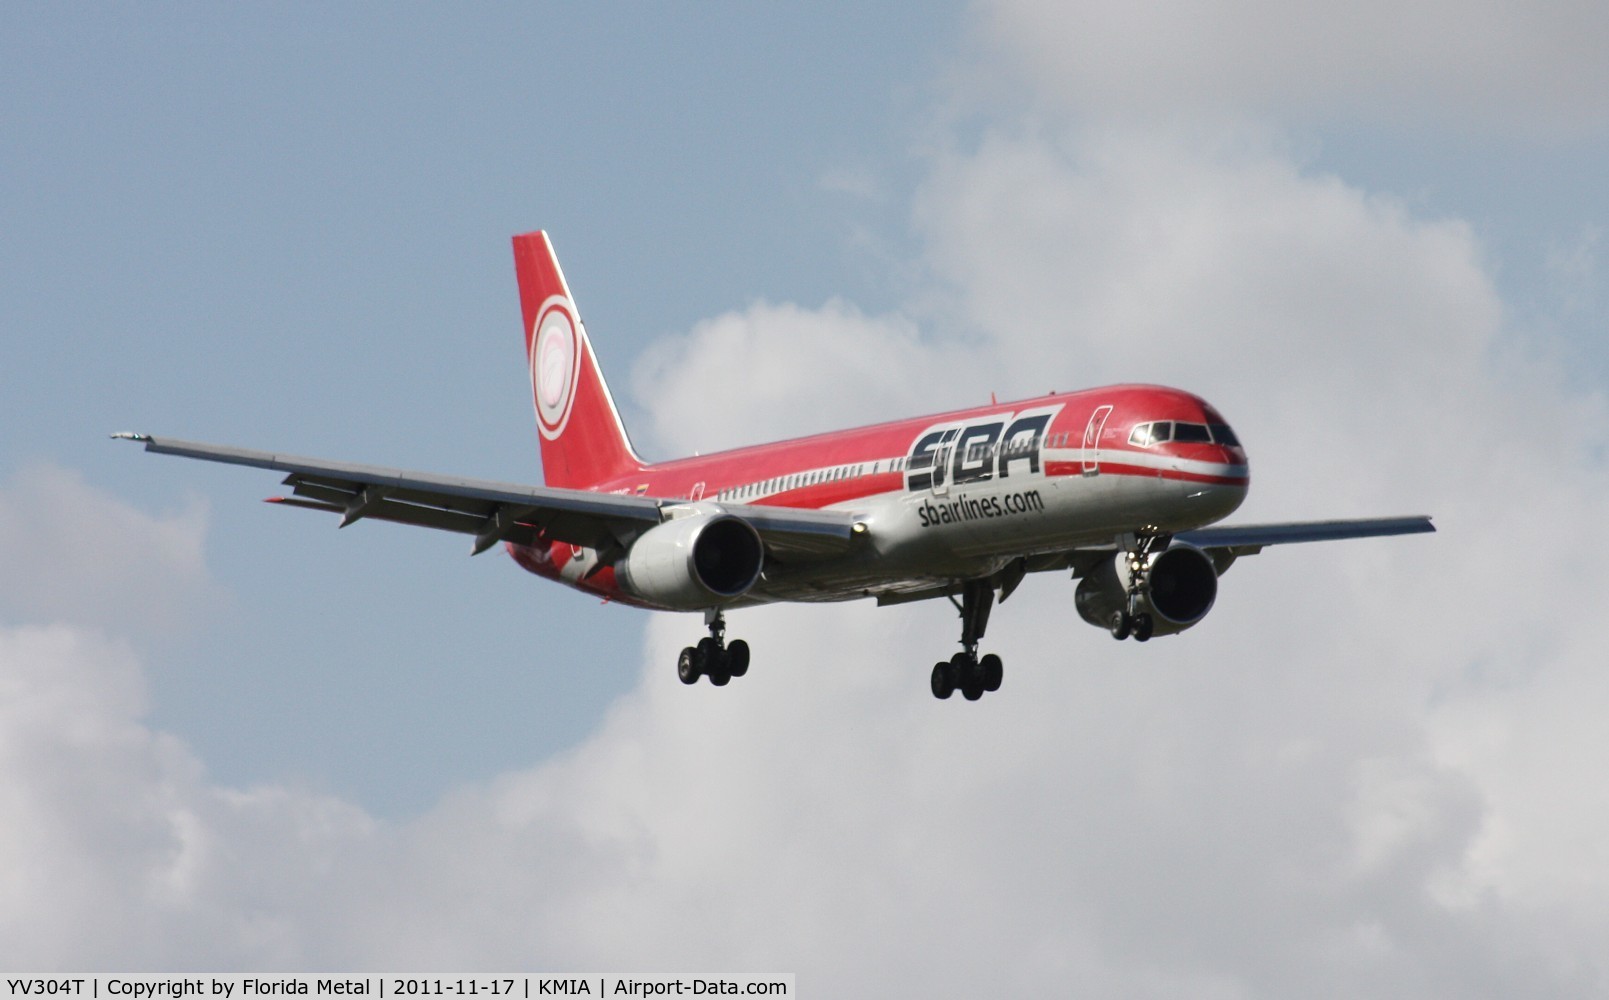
<box><xmin>117</xmin><ymin>231</ymin><xmax>1433</xmax><ymax>701</ymax></box>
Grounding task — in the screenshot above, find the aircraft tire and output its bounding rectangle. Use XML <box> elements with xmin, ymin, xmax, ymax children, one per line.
<box><xmin>980</xmin><ymin>653</ymin><xmax>1003</xmax><ymax>692</ymax></box>
<box><xmin>677</xmin><ymin>647</ymin><xmax>701</xmax><ymax>685</ymax></box>
<box><xmin>727</xmin><ymin>639</ymin><xmax>750</xmax><ymax>677</ymax></box>
<box><xmin>931</xmin><ymin>661</ymin><xmax>955</xmax><ymax>699</ymax></box>
<box><xmin>1109</xmin><ymin>611</ymin><xmax>1132</xmax><ymax>641</ymax></box>
<box><xmin>1132</xmin><ymin>614</ymin><xmax>1154</xmax><ymax>642</ymax></box>
<box><xmin>951</xmin><ymin>652</ymin><xmax>985</xmax><ymax>701</ymax></box>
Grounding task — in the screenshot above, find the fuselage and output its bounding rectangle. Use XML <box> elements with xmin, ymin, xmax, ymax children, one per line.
<box><xmin>509</xmin><ymin>383</ymin><xmax>1249</xmax><ymax>608</ymax></box>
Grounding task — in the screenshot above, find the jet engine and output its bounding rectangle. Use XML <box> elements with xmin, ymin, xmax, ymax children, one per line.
<box><xmin>1075</xmin><ymin>541</ymin><xmax>1219</xmax><ymax>637</ymax></box>
<box><xmin>617</xmin><ymin>511</ymin><xmax>765</xmax><ymax>610</ymax></box>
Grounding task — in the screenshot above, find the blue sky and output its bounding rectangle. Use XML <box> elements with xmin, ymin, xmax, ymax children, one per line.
<box><xmin>5</xmin><ymin>2</ymin><xmax>1609</xmax><ymax>990</ymax></box>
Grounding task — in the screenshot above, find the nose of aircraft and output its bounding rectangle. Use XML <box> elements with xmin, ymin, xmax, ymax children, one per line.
<box><xmin>1166</xmin><ymin>394</ymin><xmax>1249</xmax><ymax>521</ymax></box>
<box><xmin>1184</xmin><ymin>476</ymin><xmax>1248</xmax><ymax>523</ymax></box>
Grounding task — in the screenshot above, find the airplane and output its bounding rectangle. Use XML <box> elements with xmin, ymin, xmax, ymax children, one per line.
<box><xmin>116</xmin><ymin>230</ymin><xmax>1434</xmax><ymax>701</ymax></box>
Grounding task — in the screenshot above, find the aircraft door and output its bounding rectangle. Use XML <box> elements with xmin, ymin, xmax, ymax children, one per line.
<box><xmin>931</xmin><ymin>438</ymin><xmax>952</xmax><ymax>496</ymax></box>
<box><xmin>1082</xmin><ymin>405</ymin><xmax>1113</xmax><ymax>476</ymax></box>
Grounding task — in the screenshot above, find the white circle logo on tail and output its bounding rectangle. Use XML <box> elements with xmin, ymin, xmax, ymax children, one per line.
<box><xmin>532</xmin><ymin>295</ymin><xmax>581</xmax><ymax>439</ymax></box>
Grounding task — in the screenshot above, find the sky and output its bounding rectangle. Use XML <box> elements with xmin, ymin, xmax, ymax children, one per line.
<box><xmin>3</xmin><ymin>1</ymin><xmax>1609</xmax><ymax>993</ymax></box>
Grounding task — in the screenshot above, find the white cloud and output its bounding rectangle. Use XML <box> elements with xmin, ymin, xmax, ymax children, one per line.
<box><xmin>1545</xmin><ymin>224</ymin><xmax>1603</xmax><ymax>315</ymax></box>
<box><xmin>630</xmin><ymin>298</ymin><xmax>990</xmax><ymax>457</ymax></box>
<box><xmin>0</xmin><ymin>478</ymin><xmax>374</xmax><ymax>968</ymax></box>
<box><xmin>0</xmin><ymin>464</ymin><xmax>215</xmax><ymax>640</ymax></box>
<box><xmin>979</xmin><ymin>0</ymin><xmax>1609</xmax><ymax>131</ymax></box>
<box><xmin>0</xmin><ymin>622</ymin><xmax>377</xmax><ymax>968</ymax></box>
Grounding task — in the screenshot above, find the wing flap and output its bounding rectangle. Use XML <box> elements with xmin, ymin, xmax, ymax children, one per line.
<box><xmin>267</xmin><ymin>494</ymin><xmax>543</xmax><ymax>543</ymax></box>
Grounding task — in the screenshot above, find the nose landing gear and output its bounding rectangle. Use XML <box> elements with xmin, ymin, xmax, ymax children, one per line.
<box><xmin>676</xmin><ymin>609</ymin><xmax>750</xmax><ymax>686</ymax></box>
<box><xmin>1108</xmin><ymin>532</ymin><xmax>1166</xmax><ymax>642</ymax></box>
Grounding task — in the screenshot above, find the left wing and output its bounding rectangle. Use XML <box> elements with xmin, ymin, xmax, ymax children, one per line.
<box><xmin>876</xmin><ymin>515</ymin><xmax>1435</xmax><ymax>608</ymax></box>
<box><xmin>113</xmin><ymin>434</ymin><xmax>856</xmax><ymax>561</ymax></box>
<box><xmin>1175</xmin><ymin>515</ymin><xmax>1435</xmax><ymax>555</ymax></box>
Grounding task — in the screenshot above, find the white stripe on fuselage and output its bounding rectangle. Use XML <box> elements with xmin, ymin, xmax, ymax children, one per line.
<box><xmin>1044</xmin><ymin>447</ymin><xmax>1247</xmax><ymax>480</ymax></box>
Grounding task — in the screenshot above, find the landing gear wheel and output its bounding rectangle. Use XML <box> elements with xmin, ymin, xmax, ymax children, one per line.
<box><xmin>693</xmin><ymin>637</ymin><xmax>728</xmax><ymax>685</ymax></box>
<box><xmin>726</xmin><ymin>639</ymin><xmax>750</xmax><ymax>677</ymax></box>
<box><xmin>677</xmin><ymin>646</ymin><xmax>701</xmax><ymax>685</ymax></box>
<box><xmin>1132</xmin><ymin>613</ymin><xmax>1154</xmax><ymax>642</ymax></box>
<box><xmin>1109</xmin><ymin>610</ymin><xmax>1133</xmax><ymax>640</ymax></box>
<box><xmin>950</xmin><ymin>652</ymin><xmax>983</xmax><ymax>701</ymax></box>
<box><xmin>678</xmin><ymin>612</ymin><xmax>750</xmax><ymax>687</ymax></box>
<box><xmin>931</xmin><ymin>580</ymin><xmax>1001</xmax><ymax>701</ymax></box>
<box><xmin>979</xmin><ymin>653</ymin><xmax>1003</xmax><ymax>692</ymax></box>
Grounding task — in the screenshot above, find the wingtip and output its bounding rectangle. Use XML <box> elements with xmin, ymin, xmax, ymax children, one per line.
<box><xmin>110</xmin><ymin>432</ymin><xmax>151</xmax><ymax>442</ymax></box>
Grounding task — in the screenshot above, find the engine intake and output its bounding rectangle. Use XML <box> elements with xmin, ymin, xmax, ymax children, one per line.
<box><xmin>1075</xmin><ymin>542</ymin><xmax>1218</xmax><ymax>637</ymax></box>
<box><xmin>618</xmin><ymin>511</ymin><xmax>764</xmax><ymax>609</ymax></box>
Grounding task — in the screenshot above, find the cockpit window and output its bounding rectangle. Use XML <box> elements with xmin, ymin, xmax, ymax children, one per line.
<box><xmin>1129</xmin><ymin>421</ymin><xmax>1173</xmax><ymax>446</ymax></box>
<box><xmin>1131</xmin><ymin>419</ymin><xmax>1240</xmax><ymax>447</ymax></box>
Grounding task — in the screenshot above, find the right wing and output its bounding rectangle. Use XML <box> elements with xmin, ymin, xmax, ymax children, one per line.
<box><xmin>113</xmin><ymin>434</ymin><xmax>857</xmax><ymax>561</ymax></box>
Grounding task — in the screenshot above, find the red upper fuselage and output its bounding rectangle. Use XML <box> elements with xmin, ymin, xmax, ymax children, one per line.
<box><xmin>590</xmin><ymin>383</ymin><xmax>1245</xmax><ymax>505</ymax></box>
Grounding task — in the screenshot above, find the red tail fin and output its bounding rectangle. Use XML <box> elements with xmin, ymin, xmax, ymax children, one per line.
<box><xmin>512</xmin><ymin>231</ymin><xmax>646</xmax><ymax>489</ymax></box>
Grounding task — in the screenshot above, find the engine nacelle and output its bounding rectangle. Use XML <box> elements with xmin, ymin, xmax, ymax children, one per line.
<box><xmin>1075</xmin><ymin>541</ymin><xmax>1219</xmax><ymax>637</ymax></box>
<box><xmin>617</xmin><ymin>511</ymin><xmax>765</xmax><ymax>610</ymax></box>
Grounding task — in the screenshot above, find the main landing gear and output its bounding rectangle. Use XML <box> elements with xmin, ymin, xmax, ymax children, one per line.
<box><xmin>677</xmin><ymin>609</ymin><xmax>750</xmax><ymax>687</ymax></box>
<box><xmin>930</xmin><ymin>579</ymin><xmax>1004</xmax><ymax>702</ymax></box>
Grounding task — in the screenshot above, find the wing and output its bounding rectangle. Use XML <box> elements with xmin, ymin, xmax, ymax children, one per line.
<box><xmin>1175</xmin><ymin>515</ymin><xmax>1435</xmax><ymax>555</ymax></box>
<box><xmin>876</xmin><ymin>515</ymin><xmax>1435</xmax><ymax>608</ymax></box>
<box><xmin>113</xmin><ymin>434</ymin><xmax>856</xmax><ymax>561</ymax></box>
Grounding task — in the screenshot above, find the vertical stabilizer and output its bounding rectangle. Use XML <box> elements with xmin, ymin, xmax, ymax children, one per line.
<box><xmin>512</xmin><ymin>231</ymin><xmax>646</xmax><ymax>489</ymax></box>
